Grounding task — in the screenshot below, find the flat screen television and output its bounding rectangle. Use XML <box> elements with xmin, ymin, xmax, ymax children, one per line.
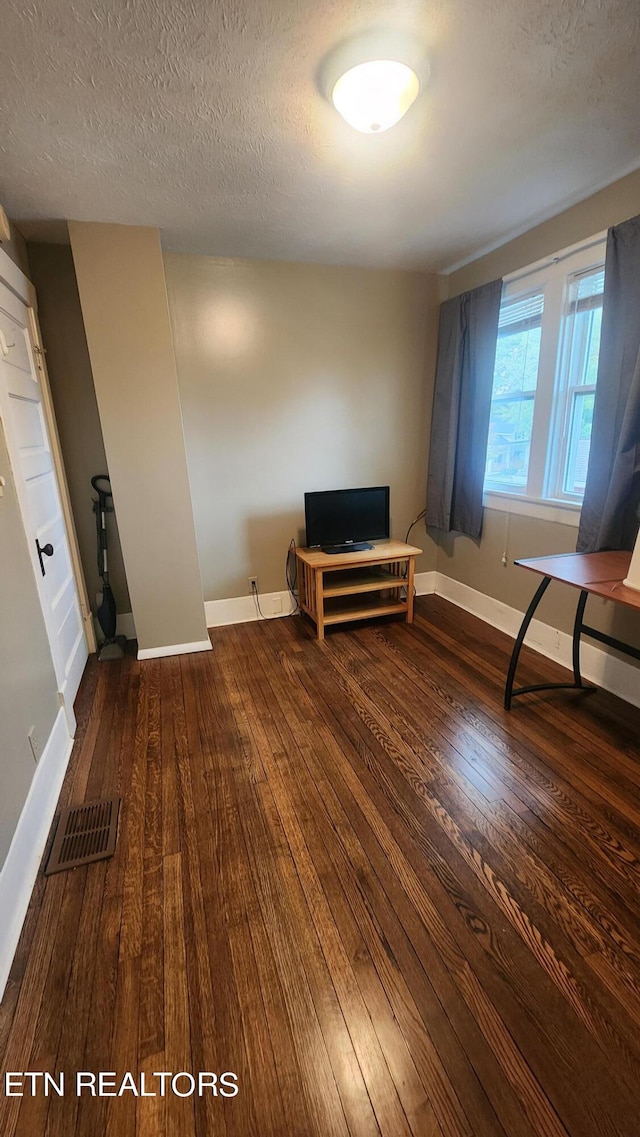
<box><xmin>304</xmin><ymin>486</ymin><xmax>390</xmax><ymax>553</ymax></box>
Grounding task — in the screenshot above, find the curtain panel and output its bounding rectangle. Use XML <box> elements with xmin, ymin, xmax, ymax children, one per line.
<box><xmin>426</xmin><ymin>278</ymin><xmax>502</xmax><ymax>539</ymax></box>
<box><xmin>578</xmin><ymin>213</ymin><xmax>640</xmax><ymax>552</ymax></box>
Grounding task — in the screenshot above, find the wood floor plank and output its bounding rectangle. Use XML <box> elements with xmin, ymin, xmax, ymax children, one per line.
<box><xmin>104</xmin><ymin>953</ymin><xmax>141</xmax><ymax>1137</ymax></box>
<box><xmin>118</xmin><ymin>658</ymin><xmax>150</xmax><ymax>962</ymax></box>
<box><xmin>160</xmin><ymin>658</ymin><xmax>181</xmax><ymax>859</ymax></box>
<box><xmin>142</xmin><ymin>660</ymin><xmax>163</xmax><ymax>861</ymax></box>
<box><xmin>138</xmin><ymin>853</ymin><xmax>164</xmax><ymax>1062</ymax></box>
<box><xmin>162</xmin><ymin>852</ymin><xmax>194</xmax><ymax>1137</ymax></box>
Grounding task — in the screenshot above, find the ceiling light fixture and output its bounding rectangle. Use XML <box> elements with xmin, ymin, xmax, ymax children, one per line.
<box><xmin>321</xmin><ymin>30</ymin><xmax>429</xmax><ymax>135</ymax></box>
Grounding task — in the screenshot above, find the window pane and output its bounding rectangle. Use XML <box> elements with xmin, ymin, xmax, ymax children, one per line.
<box><xmin>485</xmin><ymin>396</ymin><xmax>535</xmax><ymax>489</ymax></box>
<box><xmin>485</xmin><ymin>288</ymin><xmax>543</xmax><ymax>491</ymax></box>
<box><xmin>555</xmin><ymin>266</ymin><xmax>603</xmax><ymax>499</ymax></box>
<box><xmin>582</xmin><ymin>304</ymin><xmax>602</xmax><ymax>386</ymax></box>
<box><xmin>565</xmin><ymin>269</ymin><xmax>604</xmax><ymax>388</ymax></box>
<box><xmin>494</xmin><ymin>324</ymin><xmax>542</xmax><ymax>396</ymax></box>
<box><xmin>563</xmin><ymin>391</ymin><xmax>595</xmax><ymax>495</ymax></box>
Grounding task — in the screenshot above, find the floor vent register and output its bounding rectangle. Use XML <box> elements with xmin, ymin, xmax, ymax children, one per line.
<box><xmin>45</xmin><ymin>797</ymin><xmax>121</xmax><ymax>875</ymax></box>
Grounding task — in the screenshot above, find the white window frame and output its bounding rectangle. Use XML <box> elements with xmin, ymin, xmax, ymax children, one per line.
<box><xmin>483</xmin><ymin>232</ymin><xmax>606</xmax><ymax>523</ymax></box>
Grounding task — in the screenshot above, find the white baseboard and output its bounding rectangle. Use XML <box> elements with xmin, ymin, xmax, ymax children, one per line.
<box><xmin>433</xmin><ymin>572</ymin><xmax>640</xmax><ymax>709</ymax></box>
<box><xmin>0</xmin><ymin>708</ymin><xmax>74</xmax><ymax>1000</ymax></box>
<box><xmin>137</xmin><ymin>638</ymin><xmax>212</xmax><ymax>661</ymax></box>
<box><xmin>415</xmin><ymin>570</ymin><xmax>437</xmax><ymax>596</ymax></box>
<box><xmin>205</xmin><ymin>589</ymin><xmax>294</xmax><ymax>628</ymax></box>
<box><xmin>204</xmin><ymin>577</ymin><xmax>435</xmax><ymax>629</ymax></box>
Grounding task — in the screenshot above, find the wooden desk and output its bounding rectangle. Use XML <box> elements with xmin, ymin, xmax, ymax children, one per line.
<box><xmin>296</xmin><ymin>540</ymin><xmax>422</xmax><ymax>640</ymax></box>
<box><xmin>505</xmin><ymin>550</ymin><xmax>640</xmax><ymax>709</ymax></box>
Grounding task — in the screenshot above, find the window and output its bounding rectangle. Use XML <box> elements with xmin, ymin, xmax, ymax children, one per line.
<box><xmin>485</xmin><ymin>289</ymin><xmax>543</xmax><ymax>491</ymax></box>
<box><xmin>484</xmin><ymin>237</ymin><xmax>606</xmax><ymax>507</ymax></box>
<box><xmin>550</xmin><ymin>267</ymin><xmax>603</xmax><ymax>499</ymax></box>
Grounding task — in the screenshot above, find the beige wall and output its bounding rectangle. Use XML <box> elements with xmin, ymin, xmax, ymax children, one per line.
<box><xmin>69</xmin><ymin>223</ymin><xmax>208</xmax><ymax>652</ymax></box>
<box><xmin>0</xmin><ymin>420</ymin><xmax>59</xmax><ymax>868</ymax></box>
<box><xmin>28</xmin><ymin>243</ymin><xmax>130</xmax><ymax>618</ymax></box>
<box><xmin>434</xmin><ymin>168</ymin><xmax>640</xmax><ymax>659</ymax></box>
<box><xmin>164</xmin><ymin>253</ymin><xmax>440</xmax><ymax>600</ymax></box>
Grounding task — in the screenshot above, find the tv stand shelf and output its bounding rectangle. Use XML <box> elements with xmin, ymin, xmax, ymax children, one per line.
<box><xmin>296</xmin><ymin>541</ymin><xmax>422</xmax><ymax>640</ymax></box>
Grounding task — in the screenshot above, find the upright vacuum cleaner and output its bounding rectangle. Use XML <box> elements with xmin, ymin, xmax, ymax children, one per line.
<box><xmin>92</xmin><ymin>474</ymin><xmax>127</xmax><ymax>661</ymax></box>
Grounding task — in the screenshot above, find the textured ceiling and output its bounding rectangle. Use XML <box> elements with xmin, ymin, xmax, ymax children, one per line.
<box><xmin>1</xmin><ymin>0</ymin><xmax>640</xmax><ymax>271</ymax></box>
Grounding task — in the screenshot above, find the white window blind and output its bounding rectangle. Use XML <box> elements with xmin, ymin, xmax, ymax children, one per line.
<box><xmin>498</xmin><ymin>291</ymin><xmax>544</xmax><ymax>335</ymax></box>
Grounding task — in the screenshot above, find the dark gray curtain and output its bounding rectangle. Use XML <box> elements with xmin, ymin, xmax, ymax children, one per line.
<box><xmin>426</xmin><ymin>279</ymin><xmax>502</xmax><ymax>539</ymax></box>
<box><xmin>578</xmin><ymin>214</ymin><xmax>640</xmax><ymax>551</ymax></box>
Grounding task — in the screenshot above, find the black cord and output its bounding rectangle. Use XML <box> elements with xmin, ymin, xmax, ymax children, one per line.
<box><xmin>286</xmin><ymin>537</ymin><xmax>299</xmax><ymax>613</ymax></box>
<box><xmin>401</xmin><ymin>508</ymin><xmax>426</xmax><ymax>591</ymax></box>
<box><xmin>251</xmin><ymin>538</ymin><xmax>299</xmax><ymax>619</ymax></box>
<box><xmin>405</xmin><ymin>508</ymin><xmax>426</xmax><ymax>544</ymax></box>
<box><xmin>251</xmin><ymin>581</ymin><xmax>268</xmax><ymax>619</ymax></box>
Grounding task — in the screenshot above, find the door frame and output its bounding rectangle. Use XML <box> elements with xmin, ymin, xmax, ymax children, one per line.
<box><xmin>0</xmin><ymin>245</ymin><xmax>96</xmax><ymax>672</ymax></box>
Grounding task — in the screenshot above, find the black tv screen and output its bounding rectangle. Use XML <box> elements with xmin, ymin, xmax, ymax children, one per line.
<box><xmin>304</xmin><ymin>486</ymin><xmax>390</xmax><ymax>549</ymax></box>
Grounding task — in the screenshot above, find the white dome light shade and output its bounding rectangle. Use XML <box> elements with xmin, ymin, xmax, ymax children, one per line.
<box><xmin>331</xmin><ymin>59</ymin><xmax>421</xmax><ymax>133</ymax></box>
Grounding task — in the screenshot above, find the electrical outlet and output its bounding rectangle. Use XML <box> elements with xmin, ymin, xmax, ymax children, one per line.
<box><xmin>248</xmin><ymin>576</ymin><xmax>258</xmax><ymax>591</ymax></box>
<box><xmin>28</xmin><ymin>725</ymin><xmax>40</xmax><ymax>763</ymax></box>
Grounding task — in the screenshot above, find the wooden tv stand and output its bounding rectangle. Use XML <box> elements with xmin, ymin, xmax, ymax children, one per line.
<box><xmin>296</xmin><ymin>540</ymin><xmax>422</xmax><ymax>640</ymax></box>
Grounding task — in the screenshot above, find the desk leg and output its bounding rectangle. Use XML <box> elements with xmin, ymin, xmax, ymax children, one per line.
<box><xmin>504</xmin><ymin>577</ymin><xmax>551</xmax><ymax>710</ymax></box>
<box><xmin>505</xmin><ymin>578</ymin><xmax>596</xmax><ymax>710</ymax></box>
<box><xmin>572</xmin><ymin>589</ymin><xmax>589</xmax><ymax>686</ymax></box>
<box><xmin>315</xmin><ymin>569</ymin><xmax>325</xmax><ymax>641</ymax></box>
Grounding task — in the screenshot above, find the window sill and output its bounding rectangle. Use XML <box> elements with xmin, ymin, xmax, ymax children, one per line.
<box><xmin>483</xmin><ymin>491</ymin><xmax>581</xmax><ymax>528</ymax></box>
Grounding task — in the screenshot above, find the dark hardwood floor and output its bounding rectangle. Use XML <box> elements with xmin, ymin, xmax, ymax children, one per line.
<box><xmin>1</xmin><ymin>596</ymin><xmax>639</xmax><ymax>1137</ymax></box>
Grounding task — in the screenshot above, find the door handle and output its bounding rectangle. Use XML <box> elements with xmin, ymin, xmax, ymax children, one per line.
<box><xmin>36</xmin><ymin>538</ymin><xmax>55</xmax><ymax>576</ymax></box>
